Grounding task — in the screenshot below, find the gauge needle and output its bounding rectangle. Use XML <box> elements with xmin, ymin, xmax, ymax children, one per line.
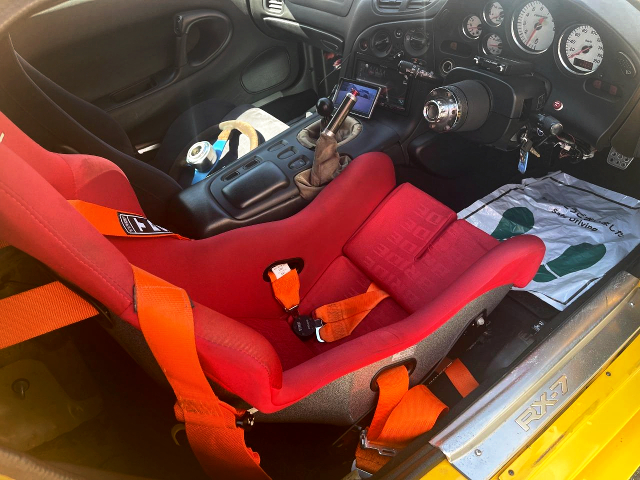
<box><xmin>526</xmin><ymin>17</ymin><xmax>546</xmax><ymax>46</ymax></box>
<box><xmin>568</xmin><ymin>45</ymin><xmax>592</xmax><ymax>59</ymax></box>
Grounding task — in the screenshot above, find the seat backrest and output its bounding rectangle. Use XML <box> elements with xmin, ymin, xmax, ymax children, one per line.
<box><xmin>0</xmin><ymin>37</ymin><xmax>182</xmax><ymax>223</ymax></box>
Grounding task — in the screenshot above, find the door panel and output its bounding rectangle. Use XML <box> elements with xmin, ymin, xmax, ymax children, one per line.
<box><xmin>10</xmin><ymin>0</ymin><xmax>306</xmax><ymax>147</ymax></box>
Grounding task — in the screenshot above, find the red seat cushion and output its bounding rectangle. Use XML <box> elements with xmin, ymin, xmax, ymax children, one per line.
<box><xmin>345</xmin><ymin>184</ymin><xmax>499</xmax><ymax>313</ymax></box>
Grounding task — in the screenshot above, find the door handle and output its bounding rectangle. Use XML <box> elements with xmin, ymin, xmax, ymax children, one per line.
<box><xmin>173</xmin><ymin>10</ymin><xmax>233</xmax><ymax>81</ymax></box>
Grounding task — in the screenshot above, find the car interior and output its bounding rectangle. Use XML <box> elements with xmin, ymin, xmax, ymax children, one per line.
<box><xmin>1</xmin><ymin>0</ymin><xmax>639</xmax><ymax>479</ymax></box>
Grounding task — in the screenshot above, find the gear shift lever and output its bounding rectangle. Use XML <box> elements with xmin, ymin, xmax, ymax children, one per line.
<box><xmin>316</xmin><ymin>97</ymin><xmax>334</xmax><ymax>130</ymax></box>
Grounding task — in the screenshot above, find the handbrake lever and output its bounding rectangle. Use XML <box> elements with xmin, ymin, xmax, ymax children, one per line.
<box><xmin>322</xmin><ymin>88</ymin><xmax>359</xmax><ymax>137</ymax></box>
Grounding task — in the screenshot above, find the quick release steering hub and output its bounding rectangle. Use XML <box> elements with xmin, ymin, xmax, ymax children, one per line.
<box><xmin>424</xmin><ymin>80</ymin><xmax>491</xmax><ymax>133</ymax></box>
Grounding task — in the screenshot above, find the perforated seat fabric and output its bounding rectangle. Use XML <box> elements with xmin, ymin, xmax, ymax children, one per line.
<box><xmin>0</xmin><ymin>112</ymin><xmax>545</xmax><ymax>413</ymax></box>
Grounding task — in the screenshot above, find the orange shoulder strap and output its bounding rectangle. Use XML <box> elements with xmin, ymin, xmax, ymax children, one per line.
<box><xmin>0</xmin><ymin>281</ymin><xmax>97</xmax><ymax>349</ymax></box>
<box><xmin>444</xmin><ymin>358</ymin><xmax>479</xmax><ymax>398</ymax></box>
<box><xmin>132</xmin><ymin>266</ymin><xmax>270</xmax><ymax>480</ymax></box>
<box><xmin>69</xmin><ymin>200</ymin><xmax>188</xmax><ymax>239</ymax></box>
<box><xmin>355</xmin><ymin>366</ymin><xmax>448</xmax><ymax>475</ymax></box>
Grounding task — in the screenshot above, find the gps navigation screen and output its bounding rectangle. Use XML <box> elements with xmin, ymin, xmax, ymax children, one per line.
<box><xmin>333</xmin><ymin>80</ymin><xmax>381</xmax><ymax>118</ymax></box>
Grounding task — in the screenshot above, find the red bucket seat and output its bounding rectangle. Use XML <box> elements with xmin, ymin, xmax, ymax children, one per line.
<box><xmin>0</xmin><ymin>112</ymin><xmax>544</xmax><ymax>422</ymax></box>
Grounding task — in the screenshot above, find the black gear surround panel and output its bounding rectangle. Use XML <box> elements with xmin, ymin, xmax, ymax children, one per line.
<box><xmin>167</xmin><ymin>114</ymin><xmax>399</xmax><ymax>239</ymax></box>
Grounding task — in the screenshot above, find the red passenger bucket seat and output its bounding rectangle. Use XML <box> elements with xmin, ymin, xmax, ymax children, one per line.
<box><xmin>0</xmin><ymin>112</ymin><xmax>545</xmax><ymax>422</ymax></box>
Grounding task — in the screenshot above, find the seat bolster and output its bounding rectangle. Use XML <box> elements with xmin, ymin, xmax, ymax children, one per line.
<box><xmin>0</xmin><ymin>145</ymin><xmax>134</xmax><ymax>316</ymax></box>
<box><xmin>472</xmin><ymin>234</ymin><xmax>547</xmax><ymax>289</ymax></box>
<box><xmin>118</xmin><ymin>299</ymin><xmax>284</xmax><ymax>405</ymax></box>
<box><xmin>63</xmin><ymin>154</ymin><xmax>144</xmax><ymax>214</ymax></box>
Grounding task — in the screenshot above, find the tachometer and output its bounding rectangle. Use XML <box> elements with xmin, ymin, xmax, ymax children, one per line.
<box><xmin>483</xmin><ymin>33</ymin><xmax>504</xmax><ymax>55</ymax></box>
<box><xmin>559</xmin><ymin>25</ymin><xmax>603</xmax><ymax>75</ymax></box>
<box><xmin>484</xmin><ymin>2</ymin><xmax>505</xmax><ymax>27</ymax></box>
<box><xmin>512</xmin><ymin>1</ymin><xmax>555</xmax><ymax>54</ymax></box>
<box><xmin>463</xmin><ymin>15</ymin><xmax>483</xmax><ymax>39</ymax></box>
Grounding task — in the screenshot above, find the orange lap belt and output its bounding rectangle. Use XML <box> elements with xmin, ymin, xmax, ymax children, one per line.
<box><xmin>355</xmin><ymin>366</ymin><xmax>448</xmax><ymax>475</ymax></box>
<box><xmin>267</xmin><ymin>264</ymin><xmax>389</xmax><ymax>343</ymax></box>
<box><xmin>68</xmin><ymin>200</ymin><xmax>188</xmax><ymax>239</ymax></box>
<box><xmin>444</xmin><ymin>358</ymin><xmax>479</xmax><ymax>398</ymax></box>
<box><xmin>313</xmin><ymin>283</ymin><xmax>389</xmax><ymax>342</ymax></box>
<box><xmin>0</xmin><ymin>281</ymin><xmax>97</xmax><ymax>349</ymax></box>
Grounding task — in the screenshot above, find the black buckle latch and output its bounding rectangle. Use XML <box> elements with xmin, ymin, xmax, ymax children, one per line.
<box><xmin>291</xmin><ymin>315</ymin><xmax>324</xmax><ymax>341</ymax></box>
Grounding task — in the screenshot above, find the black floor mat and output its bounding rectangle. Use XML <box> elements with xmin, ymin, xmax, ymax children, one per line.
<box><xmin>394</xmin><ymin>134</ymin><xmax>559</xmax><ymax>212</ymax></box>
<box><xmin>261</xmin><ymin>89</ymin><xmax>318</xmax><ymax>124</ymax></box>
<box><xmin>560</xmin><ymin>147</ymin><xmax>640</xmax><ymax>199</ymax></box>
<box><xmin>395</xmin><ymin>140</ymin><xmax>522</xmax><ymax>212</ymax></box>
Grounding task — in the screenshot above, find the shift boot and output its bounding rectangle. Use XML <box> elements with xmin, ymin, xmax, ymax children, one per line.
<box><xmin>295</xmin><ymin>133</ymin><xmax>351</xmax><ymax>200</ymax></box>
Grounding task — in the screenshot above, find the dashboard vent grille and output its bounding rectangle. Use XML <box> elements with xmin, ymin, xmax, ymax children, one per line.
<box><xmin>406</xmin><ymin>0</ymin><xmax>431</xmax><ymax>9</ymax></box>
<box><xmin>376</xmin><ymin>0</ymin><xmax>402</xmax><ymax>11</ymax></box>
<box><xmin>265</xmin><ymin>0</ymin><xmax>284</xmax><ymax>14</ymax></box>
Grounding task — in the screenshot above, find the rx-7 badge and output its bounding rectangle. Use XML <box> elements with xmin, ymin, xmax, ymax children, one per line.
<box><xmin>515</xmin><ymin>374</ymin><xmax>568</xmax><ymax>432</ymax></box>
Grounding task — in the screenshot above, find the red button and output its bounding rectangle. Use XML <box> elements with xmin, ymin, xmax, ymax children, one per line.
<box><xmin>609</xmin><ymin>85</ymin><xmax>618</xmax><ymax>96</ymax></box>
<box><xmin>592</xmin><ymin>80</ymin><xmax>602</xmax><ymax>89</ymax></box>
<box><xmin>553</xmin><ymin>101</ymin><xmax>563</xmax><ymax>111</ymax></box>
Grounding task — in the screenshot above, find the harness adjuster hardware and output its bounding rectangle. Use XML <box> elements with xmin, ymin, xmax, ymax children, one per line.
<box><xmin>359</xmin><ymin>428</ymin><xmax>398</xmax><ymax>457</ymax></box>
<box><xmin>291</xmin><ymin>315</ymin><xmax>324</xmax><ymax>341</ymax></box>
<box><xmin>235</xmin><ymin>411</ymin><xmax>255</xmax><ymax>431</ymax></box>
<box><xmin>286</xmin><ymin>304</ymin><xmax>300</xmax><ymax>318</ymax></box>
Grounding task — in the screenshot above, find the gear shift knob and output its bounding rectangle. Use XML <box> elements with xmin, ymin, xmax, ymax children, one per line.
<box><xmin>316</xmin><ymin>97</ymin><xmax>334</xmax><ymax>117</ymax></box>
<box><xmin>316</xmin><ymin>98</ymin><xmax>334</xmax><ymax>129</ymax></box>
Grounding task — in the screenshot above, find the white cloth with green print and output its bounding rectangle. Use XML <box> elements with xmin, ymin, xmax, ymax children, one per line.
<box><xmin>459</xmin><ymin>172</ymin><xmax>640</xmax><ymax>310</ymax></box>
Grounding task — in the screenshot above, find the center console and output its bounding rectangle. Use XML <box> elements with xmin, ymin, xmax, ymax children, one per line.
<box><xmin>166</xmin><ymin>20</ymin><xmax>444</xmax><ymax>240</ymax></box>
<box><xmin>167</xmin><ymin>112</ymin><xmax>399</xmax><ymax>239</ymax></box>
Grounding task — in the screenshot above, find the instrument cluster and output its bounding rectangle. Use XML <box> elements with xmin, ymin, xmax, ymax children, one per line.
<box><xmin>429</xmin><ymin>0</ymin><xmax>639</xmax><ymax>148</ymax></box>
<box><xmin>448</xmin><ymin>0</ymin><xmax>609</xmax><ymax>77</ymax></box>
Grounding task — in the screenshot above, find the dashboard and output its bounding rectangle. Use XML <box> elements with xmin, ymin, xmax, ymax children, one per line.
<box><xmin>249</xmin><ymin>0</ymin><xmax>640</xmax><ymax>152</ymax></box>
<box><xmin>429</xmin><ymin>0</ymin><xmax>640</xmax><ymax>146</ymax></box>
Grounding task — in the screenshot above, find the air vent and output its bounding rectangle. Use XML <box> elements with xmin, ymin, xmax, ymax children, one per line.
<box><xmin>376</xmin><ymin>0</ymin><xmax>402</xmax><ymax>11</ymax></box>
<box><xmin>406</xmin><ymin>0</ymin><xmax>431</xmax><ymax>9</ymax></box>
<box><xmin>265</xmin><ymin>0</ymin><xmax>284</xmax><ymax>14</ymax></box>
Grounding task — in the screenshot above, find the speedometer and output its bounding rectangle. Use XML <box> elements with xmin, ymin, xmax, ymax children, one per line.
<box><xmin>559</xmin><ymin>25</ymin><xmax>604</xmax><ymax>75</ymax></box>
<box><xmin>512</xmin><ymin>1</ymin><xmax>555</xmax><ymax>54</ymax></box>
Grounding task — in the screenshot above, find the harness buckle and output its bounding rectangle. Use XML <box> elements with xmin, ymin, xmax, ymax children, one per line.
<box><xmin>315</xmin><ymin>322</ymin><xmax>326</xmax><ymax>343</ymax></box>
<box><xmin>359</xmin><ymin>429</ymin><xmax>398</xmax><ymax>457</ymax></box>
<box><xmin>291</xmin><ymin>315</ymin><xmax>324</xmax><ymax>341</ymax></box>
